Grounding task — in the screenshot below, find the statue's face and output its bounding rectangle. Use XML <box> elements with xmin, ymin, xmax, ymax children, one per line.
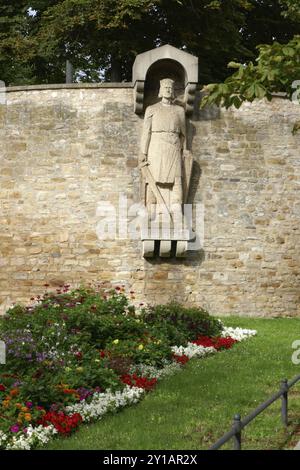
<box><xmin>160</xmin><ymin>82</ymin><xmax>174</xmax><ymax>99</ymax></box>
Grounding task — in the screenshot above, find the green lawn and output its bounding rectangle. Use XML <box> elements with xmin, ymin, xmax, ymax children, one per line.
<box><xmin>45</xmin><ymin>317</ymin><xmax>300</xmax><ymax>450</ymax></box>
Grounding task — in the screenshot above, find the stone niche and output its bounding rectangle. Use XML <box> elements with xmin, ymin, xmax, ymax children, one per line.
<box><xmin>132</xmin><ymin>44</ymin><xmax>198</xmax><ymax>115</ymax></box>
<box><xmin>135</xmin><ymin>45</ymin><xmax>199</xmax><ymax>258</ymax></box>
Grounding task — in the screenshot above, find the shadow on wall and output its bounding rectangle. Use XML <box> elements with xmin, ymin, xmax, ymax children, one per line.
<box><xmin>193</xmin><ymin>92</ymin><xmax>221</xmax><ymax>122</ymax></box>
<box><xmin>142</xmin><ymin>248</ymin><xmax>206</xmax><ymax>305</ymax></box>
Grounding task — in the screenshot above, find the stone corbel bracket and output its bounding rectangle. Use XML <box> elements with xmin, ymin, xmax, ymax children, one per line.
<box><xmin>141</xmin><ymin>225</ymin><xmax>196</xmax><ymax>258</ymax></box>
<box><xmin>133</xmin><ymin>44</ymin><xmax>198</xmax><ymax>116</ymax></box>
<box><xmin>142</xmin><ymin>238</ymin><xmax>191</xmax><ymax>258</ymax></box>
<box><xmin>184</xmin><ymin>83</ymin><xmax>198</xmax><ymax>116</ymax></box>
<box><xmin>133</xmin><ymin>80</ymin><xmax>145</xmax><ymax>115</ymax></box>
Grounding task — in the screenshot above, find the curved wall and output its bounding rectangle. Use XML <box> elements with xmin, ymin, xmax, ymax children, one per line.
<box><xmin>0</xmin><ymin>84</ymin><xmax>300</xmax><ymax>316</ymax></box>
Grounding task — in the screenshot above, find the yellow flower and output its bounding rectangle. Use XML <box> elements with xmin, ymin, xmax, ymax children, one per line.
<box><xmin>137</xmin><ymin>344</ymin><xmax>144</xmax><ymax>351</ymax></box>
<box><xmin>76</xmin><ymin>367</ymin><xmax>83</xmax><ymax>373</ymax></box>
<box><xmin>24</xmin><ymin>413</ymin><xmax>32</xmax><ymax>422</ymax></box>
<box><xmin>94</xmin><ymin>359</ymin><xmax>100</xmax><ymax>363</ymax></box>
<box><xmin>112</xmin><ymin>339</ymin><xmax>119</xmax><ymax>345</ymax></box>
<box><xmin>2</xmin><ymin>400</ymin><xmax>10</xmax><ymax>408</ymax></box>
<box><xmin>21</xmin><ymin>406</ymin><xmax>29</xmax><ymax>412</ymax></box>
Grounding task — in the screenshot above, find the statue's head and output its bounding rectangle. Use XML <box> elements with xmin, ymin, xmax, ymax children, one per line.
<box><xmin>158</xmin><ymin>78</ymin><xmax>175</xmax><ymax>100</ymax></box>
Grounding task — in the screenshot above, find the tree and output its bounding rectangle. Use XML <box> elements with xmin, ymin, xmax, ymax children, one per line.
<box><xmin>280</xmin><ymin>0</ymin><xmax>300</xmax><ymax>21</ymax></box>
<box><xmin>0</xmin><ymin>0</ymin><xmax>299</xmax><ymax>85</ymax></box>
<box><xmin>201</xmin><ymin>0</ymin><xmax>300</xmax><ymax>111</ymax></box>
<box><xmin>201</xmin><ymin>35</ymin><xmax>300</xmax><ymax>109</ymax></box>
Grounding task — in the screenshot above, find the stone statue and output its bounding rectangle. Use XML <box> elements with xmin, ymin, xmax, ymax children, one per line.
<box><xmin>139</xmin><ymin>78</ymin><xmax>194</xmax><ymax>257</ymax></box>
<box><xmin>140</xmin><ymin>78</ymin><xmax>191</xmax><ymax>219</ymax></box>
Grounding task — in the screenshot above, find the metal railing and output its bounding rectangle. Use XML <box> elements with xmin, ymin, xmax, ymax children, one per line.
<box><xmin>209</xmin><ymin>374</ymin><xmax>300</xmax><ymax>450</ymax></box>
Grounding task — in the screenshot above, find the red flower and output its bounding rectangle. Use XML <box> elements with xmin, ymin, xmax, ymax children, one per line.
<box><xmin>173</xmin><ymin>354</ymin><xmax>189</xmax><ymax>365</ymax></box>
<box><xmin>120</xmin><ymin>374</ymin><xmax>157</xmax><ymax>391</ymax></box>
<box><xmin>192</xmin><ymin>335</ymin><xmax>237</xmax><ymax>350</ymax></box>
<box><xmin>0</xmin><ymin>384</ymin><xmax>6</xmax><ymax>392</ymax></box>
<box><xmin>38</xmin><ymin>411</ymin><xmax>82</xmax><ymax>435</ymax></box>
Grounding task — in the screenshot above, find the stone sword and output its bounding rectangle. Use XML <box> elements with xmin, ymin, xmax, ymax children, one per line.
<box><xmin>139</xmin><ymin>161</ymin><xmax>173</xmax><ymax>222</ymax></box>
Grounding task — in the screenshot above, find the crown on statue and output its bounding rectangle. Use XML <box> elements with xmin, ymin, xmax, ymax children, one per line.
<box><xmin>159</xmin><ymin>78</ymin><xmax>175</xmax><ymax>87</ymax></box>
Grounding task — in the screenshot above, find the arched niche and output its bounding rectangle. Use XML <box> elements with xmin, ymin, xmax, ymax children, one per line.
<box><xmin>132</xmin><ymin>45</ymin><xmax>198</xmax><ymax>116</ymax></box>
<box><xmin>144</xmin><ymin>59</ymin><xmax>186</xmax><ymax>109</ymax></box>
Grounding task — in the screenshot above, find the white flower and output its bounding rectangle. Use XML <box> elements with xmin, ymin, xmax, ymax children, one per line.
<box><xmin>5</xmin><ymin>425</ymin><xmax>57</xmax><ymax>450</ymax></box>
<box><xmin>0</xmin><ymin>430</ymin><xmax>8</xmax><ymax>449</ymax></box>
<box><xmin>221</xmin><ymin>326</ymin><xmax>257</xmax><ymax>341</ymax></box>
<box><xmin>130</xmin><ymin>361</ymin><xmax>181</xmax><ymax>379</ymax></box>
<box><xmin>66</xmin><ymin>386</ymin><xmax>145</xmax><ymax>422</ymax></box>
<box><xmin>171</xmin><ymin>343</ymin><xmax>216</xmax><ymax>359</ymax></box>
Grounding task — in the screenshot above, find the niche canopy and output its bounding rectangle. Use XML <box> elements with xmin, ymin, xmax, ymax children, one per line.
<box><xmin>132</xmin><ymin>44</ymin><xmax>198</xmax><ymax>116</ymax></box>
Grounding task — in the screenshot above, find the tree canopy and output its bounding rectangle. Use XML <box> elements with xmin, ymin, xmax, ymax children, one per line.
<box><xmin>201</xmin><ymin>1</ymin><xmax>300</xmax><ymax>121</ymax></box>
<box><xmin>201</xmin><ymin>35</ymin><xmax>300</xmax><ymax>108</ymax></box>
<box><xmin>0</xmin><ymin>0</ymin><xmax>299</xmax><ymax>86</ymax></box>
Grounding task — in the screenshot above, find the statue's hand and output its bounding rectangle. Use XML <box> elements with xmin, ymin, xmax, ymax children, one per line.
<box><xmin>183</xmin><ymin>149</ymin><xmax>192</xmax><ymax>159</ymax></box>
<box><xmin>138</xmin><ymin>153</ymin><xmax>149</xmax><ymax>169</ymax></box>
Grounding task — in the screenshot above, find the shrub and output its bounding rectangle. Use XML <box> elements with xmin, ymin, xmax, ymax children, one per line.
<box><xmin>142</xmin><ymin>302</ymin><xmax>223</xmax><ymax>345</ymax></box>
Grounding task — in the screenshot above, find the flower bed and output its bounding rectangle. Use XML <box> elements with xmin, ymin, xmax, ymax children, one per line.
<box><xmin>0</xmin><ymin>284</ymin><xmax>256</xmax><ymax>450</ymax></box>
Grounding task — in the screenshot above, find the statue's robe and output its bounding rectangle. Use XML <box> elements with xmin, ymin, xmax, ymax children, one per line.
<box><xmin>141</xmin><ymin>102</ymin><xmax>186</xmax><ymax>185</ymax></box>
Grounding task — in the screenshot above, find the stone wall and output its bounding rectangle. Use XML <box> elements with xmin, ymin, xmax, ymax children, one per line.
<box><xmin>0</xmin><ymin>84</ymin><xmax>300</xmax><ymax>316</ymax></box>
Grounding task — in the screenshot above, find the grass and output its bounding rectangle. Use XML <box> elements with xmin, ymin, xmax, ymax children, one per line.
<box><xmin>44</xmin><ymin>317</ymin><xmax>300</xmax><ymax>450</ymax></box>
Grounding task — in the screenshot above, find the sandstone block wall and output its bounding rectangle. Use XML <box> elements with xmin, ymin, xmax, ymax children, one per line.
<box><xmin>0</xmin><ymin>84</ymin><xmax>299</xmax><ymax>316</ymax></box>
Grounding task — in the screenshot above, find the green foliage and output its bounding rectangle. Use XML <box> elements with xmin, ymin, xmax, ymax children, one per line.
<box><xmin>45</xmin><ymin>317</ymin><xmax>300</xmax><ymax>451</ymax></box>
<box><xmin>0</xmin><ymin>0</ymin><xmax>298</xmax><ymax>85</ymax></box>
<box><xmin>201</xmin><ymin>35</ymin><xmax>300</xmax><ymax>109</ymax></box>
<box><xmin>143</xmin><ymin>302</ymin><xmax>223</xmax><ymax>345</ymax></box>
<box><xmin>0</xmin><ymin>286</ymin><xmax>220</xmax><ymax>409</ymax></box>
<box><xmin>280</xmin><ymin>0</ymin><xmax>300</xmax><ymax>21</ymax></box>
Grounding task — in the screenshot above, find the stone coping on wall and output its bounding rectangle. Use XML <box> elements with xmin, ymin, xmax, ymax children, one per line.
<box><xmin>4</xmin><ymin>83</ymin><xmax>289</xmax><ymax>100</ymax></box>
<box><xmin>5</xmin><ymin>82</ymin><xmax>134</xmax><ymax>92</ymax></box>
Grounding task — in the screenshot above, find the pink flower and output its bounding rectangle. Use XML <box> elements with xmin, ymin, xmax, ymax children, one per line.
<box><xmin>10</xmin><ymin>424</ymin><xmax>20</xmax><ymax>433</ymax></box>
